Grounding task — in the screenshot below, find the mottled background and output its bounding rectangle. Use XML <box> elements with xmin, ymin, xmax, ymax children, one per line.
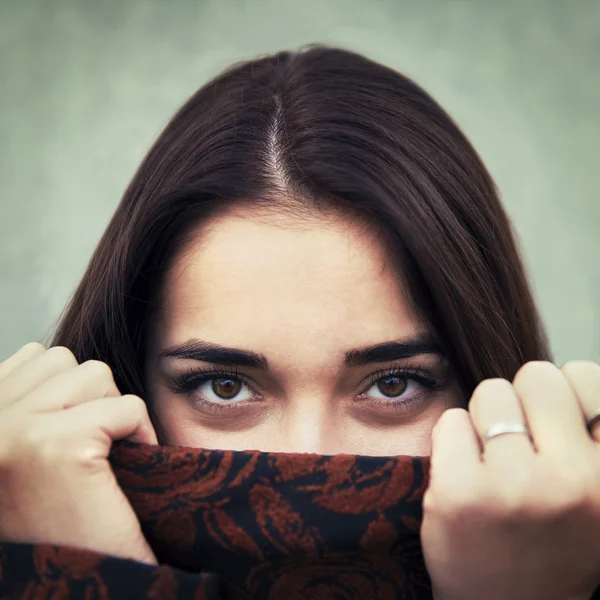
<box><xmin>1</xmin><ymin>0</ymin><xmax>598</xmax><ymax>365</ymax></box>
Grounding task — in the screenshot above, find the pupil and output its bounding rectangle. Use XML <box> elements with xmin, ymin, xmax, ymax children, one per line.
<box><xmin>377</xmin><ymin>376</ymin><xmax>407</xmax><ymax>397</ymax></box>
<box><xmin>212</xmin><ymin>377</ymin><xmax>241</xmax><ymax>400</ymax></box>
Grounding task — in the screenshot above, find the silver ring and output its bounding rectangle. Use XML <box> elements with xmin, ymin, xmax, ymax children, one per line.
<box><xmin>481</xmin><ymin>421</ymin><xmax>532</xmax><ymax>445</ymax></box>
<box><xmin>586</xmin><ymin>409</ymin><xmax>600</xmax><ymax>433</ymax></box>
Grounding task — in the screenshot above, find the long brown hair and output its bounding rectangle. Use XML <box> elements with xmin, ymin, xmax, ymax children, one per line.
<box><xmin>49</xmin><ymin>45</ymin><xmax>552</xmax><ymax>414</ymax></box>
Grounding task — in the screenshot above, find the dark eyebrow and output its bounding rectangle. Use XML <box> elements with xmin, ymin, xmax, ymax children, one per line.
<box><xmin>159</xmin><ymin>339</ymin><xmax>269</xmax><ymax>370</ymax></box>
<box><xmin>344</xmin><ymin>332</ymin><xmax>443</xmax><ymax>367</ymax></box>
<box><xmin>159</xmin><ymin>332</ymin><xmax>442</xmax><ymax>370</ymax></box>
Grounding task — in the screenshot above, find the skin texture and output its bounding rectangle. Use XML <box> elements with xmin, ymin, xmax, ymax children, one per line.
<box><xmin>145</xmin><ymin>207</ymin><xmax>465</xmax><ymax>456</ymax></box>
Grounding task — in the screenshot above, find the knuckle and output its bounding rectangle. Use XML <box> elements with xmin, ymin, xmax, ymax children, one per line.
<box><xmin>495</xmin><ymin>490</ymin><xmax>535</xmax><ymax>519</ymax></box>
<box><xmin>441</xmin><ymin>406</ymin><xmax>468</xmax><ymax>420</ymax></box>
<box><xmin>45</xmin><ymin>346</ymin><xmax>79</xmax><ymax>369</ymax></box>
<box><xmin>561</xmin><ymin>360</ymin><xmax>600</xmax><ymax>378</ymax></box>
<box><xmin>2</xmin><ymin>343</ymin><xmax>46</xmax><ymax>370</ymax></box>
<box><xmin>122</xmin><ymin>394</ymin><xmax>148</xmax><ymax>414</ymax></box>
<box><xmin>424</xmin><ymin>480</ymin><xmax>486</xmax><ymax>518</ymax></box>
<box><xmin>500</xmin><ymin>470</ymin><xmax>598</xmax><ymax>520</ymax></box>
<box><xmin>424</xmin><ymin>464</ymin><xmax>600</xmax><ymax>529</ymax></box>
<box><xmin>422</xmin><ymin>488</ymin><xmax>440</xmax><ymax>515</ymax></box>
<box><xmin>19</xmin><ymin>420</ymin><xmax>47</xmax><ymax>449</ymax></box>
<box><xmin>550</xmin><ymin>471</ymin><xmax>600</xmax><ymax>511</ymax></box>
<box><xmin>512</xmin><ymin>360</ymin><xmax>556</xmax><ymax>386</ymax></box>
<box><xmin>470</xmin><ymin>378</ymin><xmax>512</xmax><ymax>407</ymax></box>
<box><xmin>81</xmin><ymin>360</ymin><xmax>114</xmax><ymax>382</ymax></box>
<box><xmin>518</xmin><ymin>492</ymin><xmax>583</xmax><ymax>521</ymax></box>
<box><xmin>434</xmin><ymin>407</ymin><xmax>467</xmax><ymax>433</ymax></box>
<box><xmin>473</xmin><ymin>378</ymin><xmax>512</xmax><ymax>395</ymax></box>
<box><xmin>427</xmin><ymin>492</ymin><xmax>481</xmax><ymax>524</ymax></box>
<box><xmin>464</xmin><ymin>486</ymin><xmax>541</xmax><ymax>525</ymax></box>
<box><xmin>0</xmin><ymin>416</ymin><xmax>89</xmax><ymax>477</ymax></box>
<box><xmin>422</xmin><ymin>487</ymin><xmax>451</xmax><ymax>517</ymax></box>
<box><xmin>16</xmin><ymin>421</ymin><xmax>66</xmax><ymax>463</ymax></box>
<box><xmin>21</xmin><ymin>341</ymin><xmax>47</xmax><ymax>354</ymax></box>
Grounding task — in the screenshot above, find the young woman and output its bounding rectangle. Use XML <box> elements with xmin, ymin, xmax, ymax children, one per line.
<box><xmin>1</xmin><ymin>45</ymin><xmax>599</xmax><ymax>600</ymax></box>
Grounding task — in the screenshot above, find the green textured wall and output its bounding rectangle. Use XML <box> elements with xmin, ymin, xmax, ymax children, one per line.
<box><xmin>1</xmin><ymin>0</ymin><xmax>598</xmax><ymax>365</ymax></box>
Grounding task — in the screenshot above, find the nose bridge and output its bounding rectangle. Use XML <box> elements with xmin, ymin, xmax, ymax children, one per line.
<box><xmin>278</xmin><ymin>396</ymin><xmax>333</xmax><ymax>454</ymax></box>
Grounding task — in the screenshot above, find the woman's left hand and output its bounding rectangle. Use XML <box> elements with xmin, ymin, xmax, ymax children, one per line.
<box><xmin>421</xmin><ymin>360</ymin><xmax>600</xmax><ymax>600</ymax></box>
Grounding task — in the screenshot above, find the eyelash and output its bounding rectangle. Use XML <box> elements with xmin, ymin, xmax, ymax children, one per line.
<box><xmin>168</xmin><ymin>366</ymin><xmax>256</xmax><ymax>412</ymax></box>
<box><xmin>168</xmin><ymin>364</ymin><xmax>445</xmax><ymax>414</ymax></box>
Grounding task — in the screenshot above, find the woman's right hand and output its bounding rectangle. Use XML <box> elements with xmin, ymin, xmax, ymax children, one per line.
<box><xmin>0</xmin><ymin>342</ymin><xmax>159</xmax><ymax>564</ymax></box>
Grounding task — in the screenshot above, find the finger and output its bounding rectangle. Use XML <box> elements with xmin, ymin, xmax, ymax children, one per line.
<box><xmin>0</xmin><ymin>346</ymin><xmax>78</xmax><ymax>409</ymax></box>
<box><xmin>513</xmin><ymin>361</ymin><xmax>592</xmax><ymax>457</ymax></box>
<box><xmin>19</xmin><ymin>360</ymin><xmax>121</xmax><ymax>412</ymax></box>
<box><xmin>429</xmin><ymin>408</ymin><xmax>482</xmax><ymax>491</ymax></box>
<box><xmin>561</xmin><ymin>360</ymin><xmax>600</xmax><ymax>443</ymax></box>
<box><xmin>0</xmin><ymin>342</ymin><xmax>47</xmax><ymax>383</ymax></box>
<box><xmin>59</xmin><ymin>395</ymin><xmax>159</xmax><ymax>446</ymax></box>
<box><xmin>469</xmin><ymin>378</ymin><xmax>535</xmax><ymax>464</ymax></box>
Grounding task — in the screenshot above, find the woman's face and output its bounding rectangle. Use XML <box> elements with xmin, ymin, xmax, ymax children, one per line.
<box><xmin>145</xmin><ymin>207</ymin><xmax>464</xmax><ymax>456</ymax></box>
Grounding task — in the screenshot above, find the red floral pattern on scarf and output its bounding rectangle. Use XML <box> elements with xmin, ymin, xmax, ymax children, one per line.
<box><xmin>0</xmin><ymin>442</ymin><xmax>432</xmax><ymax>599</ymax></box>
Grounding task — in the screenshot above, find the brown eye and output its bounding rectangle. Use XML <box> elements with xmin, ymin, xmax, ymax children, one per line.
<box><xmin>212</xmin><ymin>377</ymin><xmax>242</xmax><ymax>400</ymax></box>
<box><xmin>377</xmin><ymin>376</ymin><xmax>408</xmax><ymax>398</ymax></box>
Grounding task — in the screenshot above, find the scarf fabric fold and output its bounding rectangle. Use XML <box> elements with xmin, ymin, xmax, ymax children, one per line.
<box><xmin>0</xmin><ymin>441</ymin><xmax>433</xmax><ymax>599</ymax></box>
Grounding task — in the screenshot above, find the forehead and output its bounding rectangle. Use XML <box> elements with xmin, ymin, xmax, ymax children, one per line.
<box><xmin>154</xmin><ymin>207</ymin><xmax>423</xmax><ymax>342</ymax></box>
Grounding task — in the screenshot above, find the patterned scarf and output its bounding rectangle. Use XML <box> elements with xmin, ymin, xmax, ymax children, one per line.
<box><xmin>0</xmin><ymin>441</ymin><xmax>433</xmax><ymax>599</ymax></box>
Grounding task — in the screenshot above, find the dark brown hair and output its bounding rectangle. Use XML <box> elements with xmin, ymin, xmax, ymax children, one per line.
<box><xmin>49</xmin><ymin>45</ymin><xmax>551</xmax><ymax>416</ymax></box>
